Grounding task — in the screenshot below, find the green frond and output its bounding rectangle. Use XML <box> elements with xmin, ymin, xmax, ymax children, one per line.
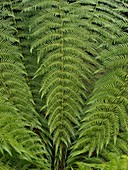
<box><xmin>1</xmin><ymin>0</ymin><xmax>128</xmax><ymax>169</ymax></box>
<box><xmin>0</xmin><ymin>1</ymin><xmax>51</xmax><ymax>169</ymax></box>
<box><xmin>27</xmin><ymin>1</ymin><xmax>93</xmax><ymax>167</ymax></box>
<box><xmin>68</xmin><ymin>31</ymin><xmax>128</xmax><ymax>167</ymax></box>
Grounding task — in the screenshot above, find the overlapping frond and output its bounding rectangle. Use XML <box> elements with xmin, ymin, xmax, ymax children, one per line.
<box><xmin>67</xmin><ymin>33</ymin><xmax>128</xmax><ymax>168</ymax></box>
<box><xmin>68</xmin><ymin>133</ymin><xmax>128</xmax><ymax>169</ymax></box>
<box><xmin>70</xmin><ymin>153</ymin><xmax>128</xmax><ymax>170</ymax></box>
<box><xmin>12</xmin><ymin>0</ymin><xmax>52</xmax><ymax>161</ymax></box>
<box><xmin>73</xmin><ymin>0</ymin><xmax>128</xmax><ymax>50</ymax></box>
<box><xmin>0</xmin><ymin>1</ymin><xmax>50</xmax><ymax>169</ymax></box>
<box><xmin>22</xmin><ymin>0</ymin><xmax>128</xmax><ymax>169</ymax></box>
<box><xmin>1</xmin><ymin>0</ymin><xmax>128</xmax><ymax>169</ymax></box>
<box><xmin>22</xmin><ymin>0</ymin><xmax>99</xmax><ymax>168</ymax></box>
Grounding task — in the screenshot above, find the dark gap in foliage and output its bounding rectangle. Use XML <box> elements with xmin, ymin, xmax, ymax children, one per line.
<box><xmin>78</xmin><ymin>3</ymin><xmax>96</xmax><ymax>7</ymax></box>
<box><xmin>98</xmin><ymin>1</ymin><xmax>117</xmax><ymax>8</ymax></box>
<box><xmin>122</xmin><ymin>12</ymin><xmax>128</xmax><ymax>17</ymax></box>
<box><xmin>121</xmin><ymin>26</ymin><xmax>128</xmax><ymax>33</ymax></box>
<box><xmin>67</xmin><ymin>0</ymin><xmax>76</xmax><ymax>4</ymax></box>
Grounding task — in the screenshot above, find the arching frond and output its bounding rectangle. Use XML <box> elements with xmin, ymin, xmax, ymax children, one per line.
<box><xmin>1</xmin><ymin>0</ymin><xmax>128</xmax><ymax>169</ymax></box>
<box><xmin>23</xmin><ymin>0</ymin><xmax>99</xmax><ymax>168</ymax></box>
<box><xmin>0</xmin><ymin>1</ymin><xmax>50</xmax><ymax>169</ymax></box>
<box><xmin>68</xmin><ymin>33</ymin><xmax>128</xmax><ymax>168</ymax></box>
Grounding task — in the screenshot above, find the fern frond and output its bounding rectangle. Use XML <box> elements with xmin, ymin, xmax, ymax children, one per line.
<box><xmin>67</xmin><ymin>32</ymin><xmax>128</xmax><ymax>167</ymax></box>
<box><xmin>0</xmin><ymin>1</ymin><xmax>50</xmax><ymax>169</ymax></box>
<box><xmin>24</xmin><ymin>0</ymin><xmax>99</xmax><ymax>168</ymax></box>
<box><xmin>1</xmin><ymin>0</ymin><xmax>128</xmax><ymax>169</ymax></box>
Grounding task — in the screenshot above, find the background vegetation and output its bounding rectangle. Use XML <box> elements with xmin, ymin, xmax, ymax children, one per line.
<box><xmin>0</xmin><ymin>0</ymin><xmax>128</xmax><ymax>169</ymax></box>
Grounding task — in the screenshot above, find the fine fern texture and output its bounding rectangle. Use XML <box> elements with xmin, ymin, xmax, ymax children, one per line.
<box><xmin>23</xmin><ymin>0</ymin><xmax>98</xmax><ymax>168</ymax></box>
<box><xmin>68</xmin><ymin>34</ymin><xmax>128</xmax><ymax>169</ymax></box>
<box><xmin>0</xmin><ymin>1</ymin><xmax>50</xmax><ymax>169</ymax></box>
<box><xmin>70</xmin><ymin>153</ymin><xmax>128</xmax><ymax>170</ymax></box>
<box><xmin>0</xmin><ymin>0</ymin><xmax>128</xmax><ymax>169</ymax></box>
<box><xmin>66</xmin><ymin>0</ymin><xmax>128</xmax><ymax>169</ymax></box>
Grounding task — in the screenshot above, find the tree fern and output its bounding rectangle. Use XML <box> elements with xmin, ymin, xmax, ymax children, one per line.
<box><xmin>22</xmin><ymin>0</ymin><xmax>99</xmax><ymax>168</ymax></box>
<box><xmin>68</xmin><ymin>33</ymin><xmax>128</xmax><ymax>168</ymax></box>
<box><xmin>1</xmin><ymin>0</ymin><xmax>128</xmax><ymax>169</ymax></box>
<box><xmin>0</xmin><ymin>1</ymin><xmax>50</xmax><ymax>169</ymax></box>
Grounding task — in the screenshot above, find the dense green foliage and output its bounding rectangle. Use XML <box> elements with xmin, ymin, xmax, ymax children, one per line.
<box><xmin>0</xmin><ymin>0</ymin><xmax>128</xmax><ymax>169</ymax></box>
